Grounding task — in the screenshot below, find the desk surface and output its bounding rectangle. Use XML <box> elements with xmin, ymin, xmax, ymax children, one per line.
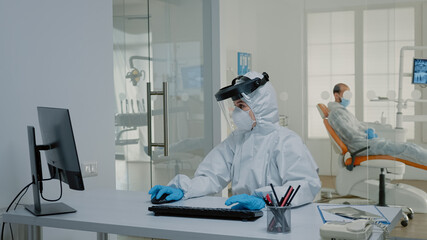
<box><xmin>3</xmin><ymin>189</ymin><xmax>401</xmax><ymax>240</ymax></box>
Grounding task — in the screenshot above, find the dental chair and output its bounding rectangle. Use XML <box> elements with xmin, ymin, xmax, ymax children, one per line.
<box><xmin>317</xmin><ymin>103</ymin><xmax>427</xmax><ymax>225</ymax></box>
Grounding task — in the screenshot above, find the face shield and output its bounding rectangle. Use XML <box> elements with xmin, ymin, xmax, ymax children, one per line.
<box><xmin>214</xmin><ymin>72</ymin><xmax>269</xmax><ymax>130</ymax></box>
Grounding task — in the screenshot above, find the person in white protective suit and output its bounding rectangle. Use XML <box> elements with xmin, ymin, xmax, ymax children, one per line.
<box><xmin>328</xmin><ymin>83</ymin><xmax>427</xmax><ymax>167</ymax></box>
<box><xmin>149</xmin><ymin>71</ymin><xmax>321</xmax><ymax>210</ymax></box>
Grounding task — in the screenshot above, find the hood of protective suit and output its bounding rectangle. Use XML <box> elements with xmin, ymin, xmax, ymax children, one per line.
<box><xmin>240</xmin><ymin>72</ymin><xmax>280</xmax><ymax>130</ymax></box>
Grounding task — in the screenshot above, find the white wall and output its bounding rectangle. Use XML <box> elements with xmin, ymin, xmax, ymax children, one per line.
<box><xmin>220</xmin><ymin>0</ymin><xmax>306</xmax><ymax>137</ymax></box>
<box><xmin>0</xmin><ymin>0</ymin><xmax>115</xmax><ymax>239</ymax></box>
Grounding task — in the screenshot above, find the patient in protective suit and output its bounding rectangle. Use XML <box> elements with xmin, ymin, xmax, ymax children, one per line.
<box><xmin>328</xmin><ymin>83</ymin><xmax>427</xmax><ymax>167</ymax></box>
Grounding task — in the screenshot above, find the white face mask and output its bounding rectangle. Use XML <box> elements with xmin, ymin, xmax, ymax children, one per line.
<box><xmin>232</xmin><ymin>107</ymin><xmax>255</xmax><ymax>131</ymax></box>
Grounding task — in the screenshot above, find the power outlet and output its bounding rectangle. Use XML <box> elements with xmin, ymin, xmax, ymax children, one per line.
<box><xmin>81</xmin><ymin>162</ymin><xmax>98</xmax><ymax>178</ymax></box>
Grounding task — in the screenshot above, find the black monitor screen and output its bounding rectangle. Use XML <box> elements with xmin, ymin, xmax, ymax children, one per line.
<box><xmin>37</xmin><ymin>107</ymin><xmax>84</xmax><ymax>190</ymax></box>
<box><xmin>412</xmin><ymin>58</ymin><xmax>427</xmax><ymax>84</ymax></box>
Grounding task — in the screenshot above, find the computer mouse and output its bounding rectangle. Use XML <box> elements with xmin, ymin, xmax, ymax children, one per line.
<box><xmin>151</xmin><ymin>193</ymin><xmax>175</xmax><ymax>204</ymax></box>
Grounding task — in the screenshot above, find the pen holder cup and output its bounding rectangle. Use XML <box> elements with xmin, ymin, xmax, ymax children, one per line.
<box><xmin>266</xmin><ymin>206</ymin><xmax>291</xmax><ymax>233</ymax></box>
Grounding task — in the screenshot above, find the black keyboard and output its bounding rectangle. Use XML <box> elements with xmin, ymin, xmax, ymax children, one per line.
<box><xmin>148</xmin><ymin>205</ymin><xmax>263</xmax><ymax>221</ymax></box>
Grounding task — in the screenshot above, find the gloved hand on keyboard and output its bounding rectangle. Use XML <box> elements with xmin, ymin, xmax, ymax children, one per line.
<box><xmin>149</xmin><ymin>185</ymin><xmax>184</xmax><ymax>202</ymax></box>
<box><xmin>225</xmin><ymin>194</ymin><xmax>265</xmax><ymax>210</ymax></box>
<box><xmin>365</xmin><ymin>128</ymin><xmax>378</xmax><ymax>139</ymax></box>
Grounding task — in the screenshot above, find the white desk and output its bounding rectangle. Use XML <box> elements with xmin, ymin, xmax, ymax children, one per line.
<box><xmin>3</xmin><ymin>189</ymin><xmax>401</xmax><ymax>240</ymax></box>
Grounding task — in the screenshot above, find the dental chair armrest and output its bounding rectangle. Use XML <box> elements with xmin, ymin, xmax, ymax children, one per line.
<box><xmin>346</xmin><ymin>146</ymin><xmax>370</xmax><ymax>171</ymax></box>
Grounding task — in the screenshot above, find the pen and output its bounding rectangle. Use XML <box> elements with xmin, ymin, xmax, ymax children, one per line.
<box><xmin>279</xmin><ymin>186</ymin><xmax>292</xmax><ymax>206</ymax></box>
<box><xmin>263</xmin><ymin>196</ymin><xmax>270</xmax><ymax>206</ymax></box>
<box><xmin>266</xmin><ymin>193</ymin><xmax>273</xmax><ymax>206</ymax></box>
<box><xmin>283</xmin><ymin>189</ymin><xmax>294</xmax><ymax>206</ymax></box>
<box><xmin>270</xmin><ymin>183</ymin><xmax>281</xmax><ymax>206</ymax></box>
<box><xmin>280</xmin><ymin>186</ymin><xmax>294</xmax><ymax>207</ymax></box>
<box><xmin>279</xmin><ymin>196</ymin><xmax>284</xmax><ymax>205</ymax></box>
<box><xmin>286</xmin><ymin>185</ymin><xmax>301</xmax><ymax>206</ymax></box>
<box><xmin>268</xmin><ymin>215</ymin><xmax>277</xmax><ymax>231</ymax></box>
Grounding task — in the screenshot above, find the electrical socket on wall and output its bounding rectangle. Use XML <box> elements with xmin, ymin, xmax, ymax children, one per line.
<box><xmin>80</xmin><ymin>162</ymin><xmax>98</xmax><ymax>178</ymax></box>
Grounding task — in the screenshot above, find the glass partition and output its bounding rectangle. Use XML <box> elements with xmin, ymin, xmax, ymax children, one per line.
<box><xmin>306</xmin><ymin>1</ymin><xmax>427</xmax><ymax>226</ymax></box>
<box><xmin>113</xmin><ymin>0</ymin><xmax>151</xmax><ymax>192</ymax></box>
<box><xmin>149</xmin><ymin>0</ymin><xmax>212</xmax><ymax>187</ymax></box>
<box><xmin>362</xmin><ymin>3</ymin><xmax>426</xmax><ymax>221</ymax></box>
<box><xmin>113</xmin><ymin>0</ymin><xmax>213</xmax><ymax>193</ymax></box>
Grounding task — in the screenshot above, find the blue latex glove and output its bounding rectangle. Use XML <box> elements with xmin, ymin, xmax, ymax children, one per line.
<box><xmin>148</xmin><ymin>185</ymin><xmax>184</xmax><ymax>202</ymax></box>
<box><xmin>225</xmin><ymin>194</ymin><xmax>265</xmax><ymax>210</ymax></box>
<box><xmin>365</xmin><ymin>128</ymin><xmax>378</xmax><ymax>139</ymax></box>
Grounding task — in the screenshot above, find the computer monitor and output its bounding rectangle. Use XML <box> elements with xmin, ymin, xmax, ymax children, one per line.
<box><xmin>412</xmin><ymin>58</ymin><xmax>427</xmax><ymax>84</ymax></box>
<box><xmin>26</xmin><ymin>107</ymin><xmax>84</xmax><ymax>216</ymax></box>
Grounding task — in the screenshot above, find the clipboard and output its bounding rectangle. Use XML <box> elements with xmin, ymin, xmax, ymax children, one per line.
<box><xmin>317</xmin><ymin>205</ymin><xmax>390</xmax><ymax>225</ymax></box>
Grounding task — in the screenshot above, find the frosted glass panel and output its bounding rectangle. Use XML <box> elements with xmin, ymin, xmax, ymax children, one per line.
<box><xmin>307</xmin><ymin>76</ymin><xmax>336</xmax><ymax>138</ymax></box>
<box><xmin>364</xmin><ymin>9</ymin><xmax>388</xmax><ymax>42</ymax></box>
<box><xmin>307</xmin><ymin>76</ymin><xmax>332</xmax><ymax>104</ymax></box>
<box><xmin>391</xmin><ymin>41</ymin><xmax>415</xmax><ymax>73</ymax></box>
<box><xmin>307</xmin><ymin>11</ymin><xmax>355</xmax><ymax>139</ymax></box>
<box><xmin>402</xmin><ymin>79</ymin><xmax>415</xmax><ymax>100</ymax></box>
<box><xmin>308</xmin><ymin>108</ymin><xmax>328</xmax><ymax>138</ymax></box>
<box><xmin>403</xmin><ymin>122</ymin><xmax>415</xmax><ymax>139</ymax></box>
<box><xmin>364</xmin><ymin>74</ymin><xmax>395</xmax><ymax>123</ymax></box>
<box><xmin>387</xmin><ymin>42</ymin><xmax>398</xmax><ymax>74</ymax></box>
<box><xmin>364</xmin><ymin>105</ymin><xmax>395</xmax><ymax>123</ymax></box>
<box><xmin>364</xmin><ymin>42</ymin><xmax>388</xmax><ymax>74</ymax></box>
<box><xmin>307</xmin><ymin>13</ymin><xmax>331</xmax><ymax>44</ymax></box>
<box><xmin>332</xmin><ymin>43</ymin><xmax>354</xmax><ymax>75</ymax></box>
<box><xmin>363</xmin><ymin>7</ymin><xmax>415</xmax><ymax>139</ymax></box>
<box><xmin>364</xmin><ymin>74</ymin><xmax>393</xmax><ymax>97</ymax></box>
<box><xmin>113</xmin><ymin>0</ymin><xmax>213</xmax><ymax>192</ymax></box>
<box><xmin>308</xmin><ymin>6</ymin><xmax>417</xmax><ymax>140</ymax></box>
<box><xmin>308</xmin><ymin>45</ymin><xmax>331</xmax><ymax>76</ymax></box>
<box><xmin>113</xmin><ymin>0</ymin><xmax>151</xmax><ymax>192</ymax></box>
<box><xmin>332</xmin><ymin>11</ymin><xmax>354</xmax><ymax>43</ymax></box>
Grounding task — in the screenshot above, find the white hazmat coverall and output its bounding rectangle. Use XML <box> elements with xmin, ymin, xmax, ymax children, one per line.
<box><xmin>168</xmin><ymin>78</ymin><xmax>321</xmax><ymax>207</ymax></box>
<box><xmin>328</xmin><ymin>101</ymin><xmax>427</xmax><ymax>167</ymax></box>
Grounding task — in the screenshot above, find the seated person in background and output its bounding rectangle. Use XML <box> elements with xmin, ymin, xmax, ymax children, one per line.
<box><xmin>328</xmin><ymin>83</ymin><xmax>427</xmax><ymax>167</ymax></box>
<box><xmin>149</xmin><ymin>71</ymin><xmax>321</xmax><ymax>210</ymax></box>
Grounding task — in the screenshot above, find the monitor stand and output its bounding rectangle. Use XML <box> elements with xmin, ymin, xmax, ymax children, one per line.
<box><xmin>25</xmin><ymin>202</ymin><xmax>76</xmax><ymax>216</ymax></box>
<box><xmin>26</xmin><ymin>126</ymin><xmax>77</xmax><ymax>216</ymax></box>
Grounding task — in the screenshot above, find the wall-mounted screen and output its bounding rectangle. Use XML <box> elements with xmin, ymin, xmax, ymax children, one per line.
<box><xmin>412</xmin><ymin>58</ymin><xmax>427</xmax><ymax>84</ymax></box>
